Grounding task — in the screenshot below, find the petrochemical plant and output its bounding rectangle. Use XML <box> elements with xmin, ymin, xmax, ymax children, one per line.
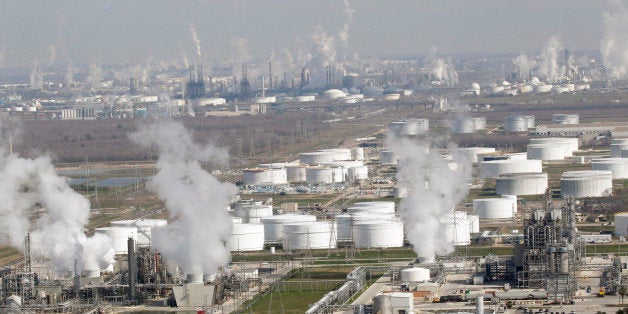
<box><xmin>1</xmin><ymin>4</ymin><xmax>628</xmax><ymax>314</ymax></box>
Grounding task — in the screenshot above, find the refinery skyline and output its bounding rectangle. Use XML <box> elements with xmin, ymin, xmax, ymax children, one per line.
<box><xmin>0</xmin><ymin>0</ymin><xmax>617</xmax><ymax>67</ymax></box>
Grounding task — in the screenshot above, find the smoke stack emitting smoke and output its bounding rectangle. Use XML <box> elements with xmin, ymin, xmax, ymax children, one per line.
<box><xmin>0</xmin><ymin>122</ymin><xmax>114</xmax><ymax>272</ymax></box>
<box><xmin>189</xmin><ymin>23</ymin><xmax>202</xmax><ymax>62</ymax></box>
<box><xmin>130</xmin><ymin>120</ymin><xmax>237</xmax><ymax>275</ymax></box>
<box><xmin>601</xmin><ymin>0</ymin><xmax>628</xmax><ymax>79</ymax></box>
<box><xmin>387</xmin><ymin>133</ymin><xmax>471</xmax><ymax>262</ymax></box>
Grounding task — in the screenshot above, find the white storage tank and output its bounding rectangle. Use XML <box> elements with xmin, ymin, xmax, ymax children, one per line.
<box><xmin>286</xmin><ymin>165</ymin><xmax>307</xmax><ymax>182</ymax></box>
<box><xmin>496</xmin><ymin>173</ymin><xmax>549</xmax><ymax>195</ymax></box>
<box><xmin>349</xmin><ymin>201</ymin><xmax>396</xmax><ymax>214</ymax></box>
<box><xmin>480</xmin><ymin>159</ymin><xmax>542</xmax><ymax>178</ymax></box>
<box><xmin>324</xmin><ymin>89</ymin><xmax>347</xmax><ymax>100</ymax></box>
<box><xmin>400</xmin><ymin>267</ymin><xmax>430</xmax><ymax>282</ymax></box>
<box><xmin>561</xmin><ymin>170</ymin><xmax>613</xmax><ymax>198</ymax></box>
<box><xmin>260</xmin><ymin>214</ymin><xmax>317</xmax><ymax>242</ymax></box>
<box><xmin>242</xmin><ymin>169</ymin><xmax>271</xmax><ymax>185</ymax></box>
<box><xmin>473</xmin><ymin>198</ymin><xmax>515</xmax><ymax>219</ymax></box>
<box><xmin>300</xmin><ymin>152</ymin><xmax>336</xmax><ymax>165</ymax></box>
<box><xmin>228</xmin><ymin>223</ymin><xmax>265</xmax><ymax>252</ymax></box>
<box><xmin>94</xmin><ymin>227</ymin><xmax>137</xmax><ymax>254</ymax></box>
<box><xmin>504</xmin><ymin>115</ymin><xmax>529</xmax><ymax>133</ymax></box>
<box><xmin>320</xmin><ymin>148</ymin><xmax>352</xmax><ymax>161</ymax></box>
<box><xmin>451</xmin><ymin>117</ymin><xmax>476</xmax><ymax>134</ymax></box>
<box><xmin>380</xmin><ymin>149</ymin><xmax>397</xmax><ymax>165</ymax></box>
<box><xmin>473</xmin><ymin>117</ymin><xmax>487</xmax><ymax>130</ymax></box>
<box><xmin>234</xmin><ymin>204</ymin><xmax>273</xmax><ymax>224</ymax></box>
<box><xmin>352</xmin><ymin>220</ymin><xmax>404</xmax><ymax>248</ymax></box>
<box><xmin>592</xmin><ymin>158</ymin><xmax>628</xmax><ymax>179</ymax></box>
<box><xmin>527</xmin><ymin>143</ymin><xmax>566</xmax><ymax>161</ymax></box>
<box><xmin>283</xmin><ymin>221</ymin><xmax>337</xmax><ymax>250</ymax></box>
<box><xmin>110</xmin><ymin>219</ymin><xmax>167</xmax><ymax>246</ymax></box>
<box><xmin>552</xmin><ymin>113</ymin><xmax>579</xmax><ymax>125</ymax></box>
<box><xmin>347</xmin><ymin>166</ymin><xmax>369</xmax><ymax>181</ymax></box>
<box><xmin>306</xmin><ymin>167</ymin><xmax>334</xmax><ymax>184</ymax></box>
<box><xmin>534</xmin><ymin>84</ymin><xmax>553</xmax><ymax>93</ymax></box>
<box><xmin>295</xmin><ymin>95</ymin><xmax>316</xmax><ymax>102</ymax></box>
<box><xmin>610</xmin><ymin>139</ymin><xmax>628</xmax><ymax>158</ymax></box>
<box><xmin>351</xmin><ymin>147</ymin><xmax>365</xmax><ymax>161</ymax></box>
<box><xmin>456</xmin><ymin>147</ymin><xmax>496</xmax><ymax>163</ymax></box>
<box><xmin>614</xmin><ymin>212</ymin><xmax>628</xmax><ymax>236</ymax></box>
<box><xmin>529</xmin><ymin>138</ymin><xmax>578</xmax><ymax>157</ymax></box>
<box><xmin>331</xmin><ymin>166</ymin><xmax>345</xmax><ymax>183</ymax></box>
<box><xmin>440</xmin><ymin>212</ymin><xmax>471</xmax><ymax>246</ymax></box>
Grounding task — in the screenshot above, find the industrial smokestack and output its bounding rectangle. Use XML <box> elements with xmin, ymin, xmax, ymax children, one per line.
<box><xmin>128</xmin><ymin>237</ymin><xmax>136</xmax><ymax>301</ymax></box>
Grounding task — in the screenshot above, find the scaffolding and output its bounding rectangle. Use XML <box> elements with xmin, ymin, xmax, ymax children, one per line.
<box><xmin>515</xmin><ymin>196</ymin><xmax>579</xmax><ymax>303</ymax></box>
<box><xmin>185</xmin><ymin>65</ymin><xmax>205</xmax><ymax>100</ymax></box>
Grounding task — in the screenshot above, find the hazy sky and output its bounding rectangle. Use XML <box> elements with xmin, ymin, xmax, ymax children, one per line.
<box><xmin>0</xmin><ymin>0</ymin><xmax>614</xmax><ymax>67</ymax></box>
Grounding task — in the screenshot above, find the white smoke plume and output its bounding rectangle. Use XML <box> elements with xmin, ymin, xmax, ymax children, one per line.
<box><xmin>387</xmin><ymin>133</ymin><xmax>471</xmax><ymax>262</ymax></box>
<box><xmin>230</xmin><ymin>36</ymin><xmax>252</xmax><ymax>79</ymax></box>
<box><xmin>189</xmin><ymin>23</ymin><xmax>202</xmax><ymax>61</ymax></box>
<box><xmin>86</xmin><ymin>64</ymin><xmax>103</xmax><ymax>87</ymax></box>
<box><xmin>65</xmin><ymin>62</ymin><xmax>75</xmax><ymax>85</ymax></box>
<box><xmin>600</xmin><ymin>0</ymin><xmax>628</xmax><ymax>79</ymax></box>
<box><xmin>48</xmin><ymin>45</ymin><xmax>56</xmax><ymax>65</ymax></box>
<box><xmin>29</xmin><ymin>61</ymin><xmax>44</xmax><ymax>90</ymax></box>
<box><xmin>179</xmin><ymin>44</ymin><xmax>190</xmax><ymax>69</ymax></box>
<box><xmin>513</xmin><ymin>53</ymin><xmax>537</xmax><ymax>81</ymax></box>
<box><xmin>538</xmin><ymin>35</ymin><xmax>563</xmax><ymax>83</ymax></box>
<box><xmin>338</xmin><ymin>0</ymin><xmax>355</xmax><ymax>47</ymax></box>
<box><xmin>429</xmin><ymin>58</ymin><xmax>458</xmax><ymax>85</ymax></box>
<box><xmin>130</xmin><ymin>120</ymin><xmax>238</xmax><ymax>275</ymax></box>
<box><xmin>0</xmin><ymin>123</ymin><xmax>114</xmax><ymax>272</ymax></box>
<box><xmin>310</xmin><ymin>25</ymin><xmax>336</xmax><ymax>69</ymax></box>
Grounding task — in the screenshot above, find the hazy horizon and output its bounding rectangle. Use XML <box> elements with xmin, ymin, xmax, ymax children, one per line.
<box><xmin>0</xmin><ymin>1</ymin><xmax>616</xmax><ymax>68</ymax></box>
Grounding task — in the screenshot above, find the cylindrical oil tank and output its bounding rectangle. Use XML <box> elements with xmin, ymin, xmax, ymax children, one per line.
<box><xmin>480</xmin><ymin>159</ymin><xmax>542</xmax><ymax>178</ymax></box>
<box><xmin>473</xmin><ymin>198</ymin><xmax>514</xmax><ymax>219</ymax></box>
<box><xmin>319</xmin><ymin>148</ymin><xmax>352</xmax><ymax>161</ymax></box>
<box><xmin>456</xmin><ymin>147</ymin><xmax>496</xmax><ymax>163</ymax></box>
<box><xmin>389</xmin><ymin>121</ymin><xmax>419</xmax><ymax>136</ymax></box>
<box><xmin>496</xmin><ymin>173</ymin><xmax>548</xmax><ymax>195</ymax></box>
<box><xmin>324</xmin><ymin>89</ymin><xmax>346</xmax><ymax>99</ymax></box>
<box><xmin>504</xmin><ymin>115</ymin><xmax>529</xmax><ymax>132</ymax></box>
<box><xmin>529</xmin><ymin>138</ymin><xmax>578</xmax><ymax>157</ymax></box>
<box><xmin>110</xmin><ymin>219</ymin><xmax>167</xmax><ymax>246</ymax></box>
<box><xmin>614</xmin><ymin>212</ymin><xmax>628</xmax><ymax>236</ymax></box>
<box><xmin>525</xmin><ymin>115</ymin><xmax>535</xmax><ymax>129</ymax></box>
<box><xmin>235</xmin><ymin>204</ymin><xmax>273</xmax><ymax>224</ymax></box>
<box><xmin>347</xmin><ymin>166</ymin><xmax>369</xmax><ymax>180</ymax></box>
<box><xmin>592</xmin><ymin>158</ymin><xmax>628</xmax><ymax>179</ymax></box>
<box><xmin>306</xmin><ymin>167</ymin><xmax>334</xmax><ymax>184</ymax></box>
<box><xmin>623</xmin><ymin>149</ymin><xmax>628</xmax><ymax>158</ymax></box>
<box><xmin>283</xmin><ymin>221</ymin><xmax>337</xmax><ymax>250</ymax></box>
<box><xmin>534</xmin><ymin>84</ymin><xmax>553</xmax><ymax>93</ymax></box>
<box><xmin>440</xmin><ymin>212</ymin><xmax>471</xmax><ymax>245</ymax></box>
<box><xmin>349</xmin><ymin>201</ymin><xmax>396</xmax><ymax>214</ymax></box>
<box><xmin>242</xmin><ymin>168</ymin><xmax>272</xmax><ymax>185</ymax></box>
<box><xmin>268</xmin><ymin>168</ymin><xmax>287</xmax><ymax>184</ymax></box>
<box><xmin>331</xmin><ymin>166</ymin><xmax>345</xmax><ymax>183</ymax></box>
<box><xmin>335</xmin><ymin>214</ymin><xmax>352</xmax><ymax>240</ymax></box>
<box><xmin>351</xmin><ymin>212</ymin><xmax>397</xmax><ymax>223</ymax></box>
<box><xmin>351</xmin><ymin>147</ymin><xmax>365</xmax><ymax>161</ymax></box>
<box><xmin>95</xmin><ymin>227</ymin><xmax>138</xmax><ymax>254</ymax></box>
<box><xmin>610</xmin><ymin>138</ymin><xmax>628</xmax><ymax>158</ymax></box>
<box><xmin>228</xmin><ymin>223</ymin><xmax>265</xmax><ymax>252</ymax></box>
<box><xmin>352</xmin><ymin>220</ymin><xmax>404</xmax><ymax>248</ymax></box>
<box><xmin>379</xmin><ymin>149</ymin><xmax>397</xmax><ymax>165</ymax></box>
<box><xmin>260</xmin><ymin>214</ymin><xmax>317</xmax><ymax>242</ymax></box>
<box><xmin>300</xmin><ymin>152</ymin><xmax>336</xmax><ymax>165</ymax></box>
<box><xmin>451</xmin><ymin>118</ymin><xmax>476</xmax><ymax>134</ymax></box>
<box><xmin>468</xmin><ymin>215</ymin><xmax>480</xmax><ymax>233</ymax></box>
<box><xmin>400</xmin><ymin>267</ymin><xmax>430</xmax><ymax>282</ymax></box>
<box><xmin>561</xmin><ymin>170</ymin><xmax>613</xmax><ymax>198</ymax></box>
<box><xmin>527</xmin><ymin>143</ymin><xmax>566</xmax><ymax>160</ymax></box>
<box><xmin>286</xmin><ymin>165</ymin><xmax>307</xmax><ymax>182</ymax></box>
<box><xmin>552</xmin><ymin>113</ymin><xmax>579</xmax><ymax>124</ymax></box>
<box><xmin>473</xmin><ymin>117</ymin><xmax>486</xmax><ymax>130</ymax></box>
<box><xmin>295</xmin><ymin>95</ymin><xmax>315</xmax><ymax>102</ymax></box>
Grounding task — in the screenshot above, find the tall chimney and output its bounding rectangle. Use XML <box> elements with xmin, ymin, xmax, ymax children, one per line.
<box><xmin>128</xmin><ymin>237</ymin><xmax>136</xmax><ymax>301</ymax></box>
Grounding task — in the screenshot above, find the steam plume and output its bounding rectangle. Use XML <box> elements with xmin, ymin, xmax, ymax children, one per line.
<box><xmin>130</xmin><ymin>120</ymin><xmax>237</xmax><ymax>275</ymax></box>
<box><xmin>0</xmin><ymin>123</ymin><xmax>114</xmax><ymax>272</ymax></box>
<box><xmin>86</xmin><ymin>64</ymin><xmax>103</xmax><ymax>87</ymax></box>
<box><xmin>513</xmin><ymin>53</ymin><xmax>536</xmax><ymax>80</ymax></box>
<box><xmin>338</xmin><ymin>0</ymin><xmax>355</xmax><ymax>47</ymax></box>
<box><xmin>387</xmin><ymin>133</ymin><xmax>471</xmax><ymax>262</ymax></box>
<box><xmin>189</xmin><ymin>23</ymin><xmax>202</xmax><ymax>61</ymax></box>
<box><xmin>29</xmin><ymin>61</ymin><xmax>44</xmax><ymax>90</ymax></box>
<box><xmin>538</xmin><ymin>35</ymin><xmax>563</xmax><ymax>82</ymax></box>
<box><xmin>600</xmin><ymin>0</ymin><xmax>628</xmax><ymax>79</ymax></box>
<box><xmin>48</xmin><ymin>45</ymin><xmax>56</xmax><ymax>65</ymax></box>
<box><xmin>429</xmin><ymin>58</ymin><xmax>458</xmax><ymax>85</ymax></box>
<box><xmin>230</xmin><ymin>36</ymin><xmax>252</xmax><ymax>79</ymax></box>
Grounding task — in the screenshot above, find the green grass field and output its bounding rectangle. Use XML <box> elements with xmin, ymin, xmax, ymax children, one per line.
<box><xmin>243</xmin><ymin>290</ymin><xmax>328</xmax><ymax>314</ymax></box>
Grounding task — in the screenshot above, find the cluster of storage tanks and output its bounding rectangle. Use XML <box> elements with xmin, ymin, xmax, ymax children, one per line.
<box><xmin>388</xmin><ymin>119</ymin><xmax>430</xmax><ymax>136</ymax></box>
<box><xmin>504</xmin><ymin>115</ymin><xmax>535</xmax><ymax>133</ymax></box>
<box><xmin>450</xmin><ymin>117</ymin><xmax>486</xmax><ymax>134</ymax></box>
<box><xmin>242</xmin><ymin>147</ymin><xmax>367</xmax><ymax>185</ymax></box>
